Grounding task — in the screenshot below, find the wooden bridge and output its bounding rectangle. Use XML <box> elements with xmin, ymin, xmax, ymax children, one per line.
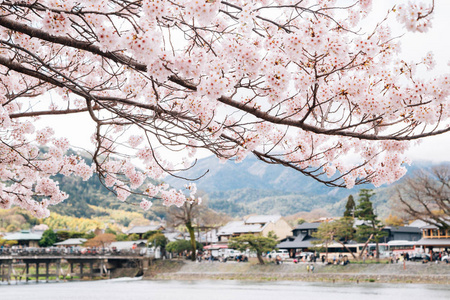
<box><xmin>0</xmin><ymin>253</ymin><xmax>150</xmax><ymax>284</ymax></box>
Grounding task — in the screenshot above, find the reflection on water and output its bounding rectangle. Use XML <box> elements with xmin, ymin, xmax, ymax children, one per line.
<box><xmin>1</xmin><ymin>279</ymin><xmax>450</xmax><ymax>300</ymax></box>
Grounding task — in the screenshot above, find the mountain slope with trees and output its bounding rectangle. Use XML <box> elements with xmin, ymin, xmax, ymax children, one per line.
<box><xmin>167</xmin><ymin>156</ymin><xmax>442</xmax><ymax>218</ymax></box>
<box><xmin>18</xmin><ymin>153</ymin><xmax>442</xmax><ymax>225</ymax></box>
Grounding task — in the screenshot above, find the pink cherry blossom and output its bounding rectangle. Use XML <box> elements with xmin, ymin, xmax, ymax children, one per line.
<box><xmin>0</xmin><ymin>0</ymin><xmax>447</xmax><ymax>216</ymax></box>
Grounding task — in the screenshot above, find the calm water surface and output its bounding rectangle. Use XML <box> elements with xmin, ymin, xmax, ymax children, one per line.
<box><xmin>1</xmin><ymin>278</ymin><xmax>450</xmax><ymax>300</ymax></box>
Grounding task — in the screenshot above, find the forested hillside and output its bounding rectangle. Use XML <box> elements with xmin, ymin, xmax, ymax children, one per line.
<box><xmin>167</xmin><ymin>156</ymin><xmax>441</xmax><ymax>218</ymax></box>
<box><xmin>9</xmin><ymin>150</ymin><xmax>439</xmax><ymax>230</ymax></box>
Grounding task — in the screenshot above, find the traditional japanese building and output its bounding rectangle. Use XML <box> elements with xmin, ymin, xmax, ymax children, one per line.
<box><xmin>217</xmin><ymin>215</ymin><xmax>292</xmax><ymax>242</ymax></box>
<box><xmin>125</xmin><ymin>224</ymin><xmax>165</xmax><ymax>239</ymax></box>
<box><xmin>3</xmin><ymin>230</ymin><xmax>43</xmax><ymax>247</ymax></box>
<box><xmin>415</xmin><ymin>224</ymin><xmax>450</xmax><ymax>252</ymax></box>
<box><xmin>381</xmin><ymin>226</ymin><xmax>422</xmax><ymax>242</ymax></box>
<box><xmin>276</xmin><ymin>222</ymin><xmax>321</xmax><ymax>257</ymax></box>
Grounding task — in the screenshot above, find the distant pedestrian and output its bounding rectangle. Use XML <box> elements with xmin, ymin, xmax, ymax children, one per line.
<box><xmin>306</xmin><ymin>265</ymin><xmax>310</xmax><ymax>272</ymax></box>
<box><xmin>276</xmin><ymin>255</ymin><xmax>282</xmax><ymax>265</ymax></box>
<box><xmin>310</xmin><ymin>264</ymin><xmax>314</xmax><ymax>273</ymax></box>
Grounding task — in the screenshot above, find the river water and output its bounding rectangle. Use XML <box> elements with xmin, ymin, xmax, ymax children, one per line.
<box><xmin>1</xmin><ymin>278</ymin><xmax>450</xmax><ymax>300</ymax></box>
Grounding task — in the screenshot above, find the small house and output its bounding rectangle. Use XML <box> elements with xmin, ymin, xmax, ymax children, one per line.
<box><xmin>3</xmin><ymin>230</ymin><xmax>43</xmax><ymax>247</ymax></box>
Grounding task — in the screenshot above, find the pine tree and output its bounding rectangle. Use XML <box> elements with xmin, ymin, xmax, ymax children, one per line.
<box><xmin>344</xmin><ymin>195</ymin><xmax>355</xmax><ymax>217</ymax></box>
<box><xmin>354</xmin><ymin>189</ymin><xmax>387</xmax><ymax>259</ymax></box>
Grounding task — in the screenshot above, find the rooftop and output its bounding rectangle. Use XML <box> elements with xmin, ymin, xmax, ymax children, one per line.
<box><xmin>218</xmin><ymin>221</ymin><xmax>263</xmax><ymax>235</ymax></box>
<box><xmin>277</xmin><ymin>234</ymin><xmax>319</xmax><ymax>249</ymax></box>
<box><xmin>415</xmin><ymin>238</ymin><xmax>450</xmax><ymax>246</ymax></box>
<box><xmin>126</xmin><ymin>225</ymin><xmax>164</xmax><ymax>235</ymax></box>
<box><xmin>54</xmin><ymin>238</ymin><xmax>87</xmax><ymax>246</ymax></box>
<box><xmin>110</xmin><ymin>240</ymin><xmax>147</xmax><ymax>250</ymax></box>
<box><xmin>245</xmin><ymin>215</ymin><xmax>281</xmax><ymax>224</ymax></box>
<box><xmin>384</xmin><ymin>226</ymin><xmax>421</xmax><ymax>233</ymax></box>
<box><xmin>294</xmin><ymin>222</ymin><xmax>321</xmax><ymax>230</ymax></box>
<box><xmin>3</xmin><ymin>230</ymin><xmax>42</xmax><ymax>241</ymax></box>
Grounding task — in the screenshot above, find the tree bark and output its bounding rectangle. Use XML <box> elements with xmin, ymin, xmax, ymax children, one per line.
<box><xmin>256</xmin><ymin>251</ymin><xmax>265</xmax><ymax>265</ymax></box>
<box><xmin>186</xmin><ymin>221</ymin><xmax>196</xmax><ymax>261</ymax></box>
<box><xmin>338</xmin><ymin>242</ymin><xmax>357</xmax><ymax>260</ymax></box>
<box><xmin>358</xmin><ymin>234</ymin><xmax>374</xmax><ymax>258</ymax></box>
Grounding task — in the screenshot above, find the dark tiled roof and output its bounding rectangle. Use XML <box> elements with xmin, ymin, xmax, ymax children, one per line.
<box><xmin>384</xmin><ymin>226</ymin><xmax>421</xmax><ymax>233</ymax></box>
<box><xmin>277</xmin><ymin>234</ymin><xmax>318</xmax><ymax>249</ymax></box>
<box><xmin>294</xmin><ymin>222</ymin><xmax>321</xmax><ymax>230</ymax></box>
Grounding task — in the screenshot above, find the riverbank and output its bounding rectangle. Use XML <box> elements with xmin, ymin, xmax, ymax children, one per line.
<box><xmin>144</xmin><ymin>260</ymin><xmax>450</xmax><ymax>284</ymax></box>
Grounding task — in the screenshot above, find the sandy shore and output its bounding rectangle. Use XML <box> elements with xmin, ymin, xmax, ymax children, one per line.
<box><xmin>144</xmin><ymin>260</ymin><xmax>450</xmax><ymax>284</ymax></box>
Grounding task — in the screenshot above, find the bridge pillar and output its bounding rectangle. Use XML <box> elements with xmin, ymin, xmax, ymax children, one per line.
<box><xmin>143</xmin><ymin>258</ymin><xmax>149</xmax><ymax>273</ymax></box>
<box><xmin>89</xmin><ymin>261</ymin><xmax>94</xmax><ymax>279</ymax></box>
<box><xmin>80</xmin><ymin>262</ymin><xmax>83</xmax><ymax>279</ymax></box>
<box><xmin>56</xmin><ymin>261</ymin><xmax>61</xmax><ymax>282</ymax></box>
<box><xmin>45</xmin><ymin>262</ymin><xmax>49</xmax><ymax>282</ymax></box>
<box><xmin>35</xmin><ymin>263</ymin><xmax>39</xmax><ymax>283</ymax></box>
<box><xmin>0</xmin><ymin>261</ymin><xmax>12</xmax><ymax>284</ymax></box>
<box><xmin>25</xmin><ymin>263</ymin><xmax>29</xmax><ymax>282</ymax></box>
<box><xmin>6</xmin><ymin>262</ymin><xmax>12</xmax><ymax>284</ymax></box>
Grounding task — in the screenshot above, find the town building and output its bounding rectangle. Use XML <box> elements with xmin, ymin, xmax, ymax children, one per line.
<box><xmin>125</xmin><ymin>224</ymin><xmax>165</xmax><ymax>239</ymax></box>
<box><xmin>381</xmin><ymin>226</ymin><xmax>422</xmax><ymax>243</ymax></box>
<box><xmin>276</xmin><ymin>222</ymin><xmax>320</xmax><ymax>257</ymax></box>
<box><xmin>217</xmin><ymin>215</ymin><xmax>292</xmax><ymax>243</ymax></box>
<box><xmin>2</xmin><ymin>230</ymin><xmax>43</xmax><ymax>247</ymax></box>
<box><xmin>415</xmin><ymin>223</ymin><xmax>450</xmax><ymax>253</ymax></box>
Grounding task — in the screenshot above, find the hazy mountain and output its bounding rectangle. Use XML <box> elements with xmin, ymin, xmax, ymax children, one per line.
<box><xmin>50</xmin><ymin>149</ymin><xmax>442</xmax><ymax>221</ymax></box>
<box><xmin>166</xmin><ymin>155</ymin><xmax>439</xmax><ymax>218</ymax></box>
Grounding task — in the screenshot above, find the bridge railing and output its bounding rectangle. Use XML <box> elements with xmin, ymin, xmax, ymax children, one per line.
<box><xmin>0</xmin><ymin>247</ymin><xmax>146</xmax><ymax>257</ymax></box>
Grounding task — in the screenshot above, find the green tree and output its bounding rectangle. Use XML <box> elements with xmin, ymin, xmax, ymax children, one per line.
<box><xmin>115</xmin><ymin>233</ymin><xmax>128</xmax><ymax>241</ymax></box>
<box><xmin>147</xmin><ymin>233</ymin><xmax>168</xmax><ymax>257</ymax></box>
<box><xmin>147</xmin><ymin>233</ymin><xmax>168</xmax><ymax>249</ymax></box>
<box><xmin>66</xmin><ymin>231</ymin><xmax>86</xmax><ymax>239</ymax></box>
<box><xmin>267</xmin><ymin>231</ymin><xmax>278</xmax><ymax>240</ymax></box>
<box><xmin>39</xmin><ymin>229</ymin><xmax>58</xmax><ymax>247</ymax></box>
<box><xmin>354</xmin><ymin>189</ymin><xmax>387</xmax><ymax>259</ymax></box>
<box><xmin>143</xmin><ymin>230</ymin><xmax>160</xmax><ymax>240</ymax></box>
<box><xmin>83</xmin><ymin>232</ymin><xmax>96</xmax><ymax>239</ymax></box>
<box><xmin>55</xmin><ymin>230</ymin><xmax>71</xmax><ymax>242</ymax></box>
<box><xmin>344</xmin><ymin>195</ymin><xmax>355</xmax><ymax>217</ymax></box>
<box><xmin>229</xmin><ymin>234</ymin><xmax>277</xmax><ymax>264</ymax></box>
<box><xmin>166</xmin><ymin>240</ymin><xmax>203</xmax><ymax>256</ymax></box>
<box><xmin>127</xmin><ymin>233</ymin><xmax>140</xmax><ymax>241</ymax></box>
<box><xmin>296</xmin><ymin>218</ymin><xmax>306</xmax><ymax>225</ymax></box>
